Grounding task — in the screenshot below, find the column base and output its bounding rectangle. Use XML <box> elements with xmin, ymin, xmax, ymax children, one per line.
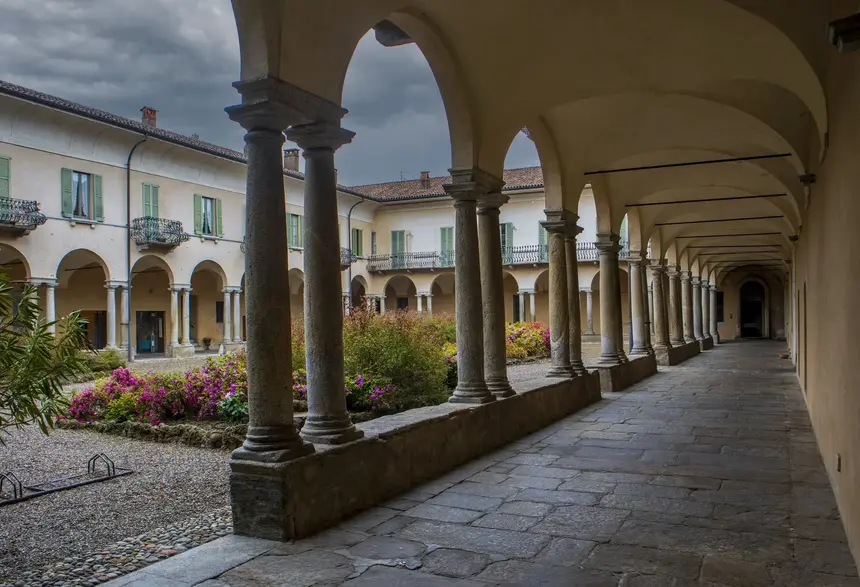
<box><xmin>236</xmin><ymin>425</ymin><xmax>314</xmax><ymax>462</ymax></box>
<box><xmin>220</xmin><ymin>342</ymin><xmax>245</xmax><ymax>355</ymax></box>
<box><xmin>645</xmin><ymin>345</ymin><xmax>655</xmax><ymax>356</ymax></box>
<box><xmin>670</xmin><ymin>338</ymin><xmax>686</xmax><ymax>347</ymax></box>
<box><xmin>629</xmin><ymin>345</ymin><xmax>650</xmax><ymax>356</ymax></box>
<box><xmin>171</xmin><ymin>344</ymin><xmax>196</xmax><ymax>358</ymax></box>
<box><xmin>450</xmin><ymin>382</ymin><xmax>496</xmax><ymax>404</ymax></box>
<box><xmin>584</xmin><ymin>330</ymin><xmax>596</xmax><ymax>336</ymax></box>
<box><xmin>486</xmin><ymin>377</ymin><xmax>516</xmax><ymax>399</ymax></box>
<box><xmin>684</xmin><ymin>336</ymin><xmax>696</xmax><ymax>344</ymax></box>
<box><xmin>570</xmin><ymin>359</ymin><xmax>587</xmax><ymax>377</ymax></box>
<box><xmin>597</xmin><ymin>353</ymin><xmax>622</xmax><ymax>367</ymax></box>
<box><xmin>300</xmin><ymin>414</ymin><xmax>365</xmax><ymax>445</ymax></box>
<box><xmin>617</xmin><ymin>351</ymin><xmax>629</xmax><ymax>364</ymax></box>
<box><xmin>546</xmin><ymin>364</ymin><xmax>575</xmax><ymax>378</ymax></box>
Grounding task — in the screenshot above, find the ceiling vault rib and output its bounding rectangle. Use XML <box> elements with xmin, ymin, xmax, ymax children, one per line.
<box><xmin>584</xmin><ymin>153</ymin><xmax>792</xmax><ymax>176</ymax></box>
<box><xmin>675</xmin><ymin>232</ymin><xmax>782</xmax><ymax>239</ymax></box>
<box><xmin>655</xmin><ymin>215</ymin><xmax>783</xmax><ymax>226</ymax></box>
<box><xmin>687</xmin><ymin>244</ymin><xmax>782</xmax><ymax>249</ymax></box>
<box><xmin>625</xmin><ymin>193</ymin><xmax>788</xmax><ymax>208</ymax></box>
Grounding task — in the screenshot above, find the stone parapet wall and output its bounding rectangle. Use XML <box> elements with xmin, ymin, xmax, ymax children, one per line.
<box><xmin>230</xmin><ymin>373</ymin><xmax>601</xmax><ymax>540</ymax></box>
<box><xmin>700</xmin><ymin>337</ymin><xmax>715</xmax><ymax>351</ymax></box>
<box><xmin>655</xmin><ymin>341</ymin><xmax>701</xmax><ymax>366</ymax></box>
<box><xmin>596</xmin><ymin>354</ymin><xmax>658</xmax><ymax>394</ymax></box>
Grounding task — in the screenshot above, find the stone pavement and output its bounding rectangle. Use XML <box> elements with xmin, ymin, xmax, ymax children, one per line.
<box><xmin>104</xmin><ymin>340</ymin><xmax>859</xmax><ymax>586</ymax></box>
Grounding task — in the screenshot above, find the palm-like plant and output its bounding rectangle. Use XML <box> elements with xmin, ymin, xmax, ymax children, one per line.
<box><xmin>0</xmin><ymin>272</ymin><xmax>91</xmax><ymax>443</ymax></box>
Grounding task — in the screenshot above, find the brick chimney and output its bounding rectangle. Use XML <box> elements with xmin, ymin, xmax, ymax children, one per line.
<box><xmin>420</xmin><ymin>171</ymin><xmax>431</xmax><ymax>189</ymax></box>
<box><xmin>140</xmin><ymin>106</ymin><xmax>157</xmax><ymax>127</ymax></box>
<box><xmin>283</xmin><ymin>148</ymin><xmax>300</xmax><ymax>172</ymax></box>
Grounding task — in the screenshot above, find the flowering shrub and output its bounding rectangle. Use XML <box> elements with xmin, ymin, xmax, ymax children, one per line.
<box><xmin>345</xmin><ymin>373</ymin><xmax>394</xmax><ymax>412</ymax></box>
<box><xmin>292</xmin><ymin>368</ymin><xmax>308</xmax><ymax>401</ymax></box>
<box><xmin>506</xmin><ymin>322</ymin><xmax>551</xmax><ymax>360</ymax></box>
<box><xmin>217</xmin><ymin>392</ymin><xmax>248</xmax><ymax>423</ymax></box>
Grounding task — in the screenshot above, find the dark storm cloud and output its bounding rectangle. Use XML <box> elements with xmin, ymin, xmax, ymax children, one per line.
<box><xmin>0</xmin><ymin>1</ymin><xmax>538</xmax><ymax>186</ymax></box>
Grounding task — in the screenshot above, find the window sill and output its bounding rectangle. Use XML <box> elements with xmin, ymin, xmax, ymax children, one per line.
<box><xmin>68</xmin><ymin>218</ymin><xmax>101</xmax><ymax>229</ymax></box>
<box><xmin>288</xmin><ymin>246</ymin><xmax>304</xmax><ymax>252</ymax></box>
<box><xmin>197</xmin><ymin>235</ymin><xmax>221</xmax><ymax>243</ymax></box>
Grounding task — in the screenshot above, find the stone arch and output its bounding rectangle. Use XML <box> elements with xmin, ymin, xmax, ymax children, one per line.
<box><xmin>502</xmin><ymin>271</ymin><xmax>520</xmax><ymax>322</ymax></box>
<box><xmin>289</xmin><ymin>268</ymin><xmax>305</xmax><ymax>317</ymax></box>
<box><xmin>384</xmin><ymin>274</ymin><xmax>418</xmax><ymax>311</ymax></box>
<box><xmin>130</xmin><ymin>255</ymin><xmax>174</xmax><ymax>355</ymax></box>
<box><xmin>0</xmin><ymin>243</ymin><xmax>31</xmax><ymax>282</ymax></box>
<box><xmin>190</xmin><ymin>260</ymin><xmax>228</xmax><ymax>347</ymax></box>
<box><xmin>351</xmin><ymin>275</ymin><xmax>369</xmax><ymax>309</ymax></box>
<box><xmin>739</xmin><ymin>277</ymin><xmax>771</xmax><ymax>339</ymax></box>
<box><xmin>56</xmin><ymin>249</ymin><xmax>111</xmax><ymax>349</ymax></box>
<box><xmin>56</xmin><ymin>249</ymin><xmax>110</xmax><ymax>287</ymax></box>
<box><xmin>430</xmin><ymin>273</ymin><xmax>455</xmax><ymax>315</ymax></box>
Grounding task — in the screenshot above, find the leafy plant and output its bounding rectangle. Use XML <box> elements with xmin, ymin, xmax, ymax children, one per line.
<box><xmin>0</xmin><ymin>272</ymin><xmax>91</xmax><ymax>443</ymax></box>
<box><xmin>217</xmin><ymin>392</ymin><xmax>248</xmax><ymax>423</ymax></box>
<box><xmin>104</xmin><ymin>394</ymin><xmax>138</xmax><ymax>422</ymax></box>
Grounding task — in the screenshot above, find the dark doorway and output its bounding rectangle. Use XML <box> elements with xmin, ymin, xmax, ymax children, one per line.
<box><xmin>740</xmin><ymin>281</ymin><xmax>766</xmax><ymax>338</ymax></box>
<box><xmin>136</xmin><ymin>311</ymin><xmax>165</xmax><ymax>354</ymax></box>
<box><xmin>82</xmin><ymin>310</ymin><xmax>108</xmax><ymax>349</ymax></box>
<box><xmin>513</xmin><ymin>294</ymin><xmax>521</xmax><ymax>321</ymax></box>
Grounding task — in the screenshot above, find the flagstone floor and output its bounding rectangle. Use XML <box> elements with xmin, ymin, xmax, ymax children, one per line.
<box><xmin>104</xmin><ymin>340</ymin><xmax>859</xmax><ymax>587</ymax></box>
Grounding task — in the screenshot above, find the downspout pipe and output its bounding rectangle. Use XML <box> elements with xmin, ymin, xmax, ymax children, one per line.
<box><xmin>346</xmin><ymin>193</ymin><xmax>368</xmax><ymax>312</ymax></box>
<box><xmin>125</xmin><ymin>135</ymin><xmax>148</xmax><ymax>362</ymax></box>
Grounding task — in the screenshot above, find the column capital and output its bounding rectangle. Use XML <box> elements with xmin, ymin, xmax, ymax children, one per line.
<box><xmin>223</xmin><ymin>286</ymin><xmax>242</xmax><ymax>294</ymax></box>
<box><xmin>521</xmin><ymin>288</ymin><xmax>535</xmax><ymax>294</ymax></box>
<box><xmin>444</xmin><ymin>168</ymin><xmax>503</xmax><ymax>203</ymax></box>
<box><xmin>580</xmin><ymin>287</ymin><xmax>592</xmax><ymax>293</ymax></box>
<box><xmin>541</xmin><ymin>209</ymin><xmax>577</xmax><ymax>234</ymax></box>
<box><xmin>710</xmin><ymin>284</ymin><xmax>718</xmax><ymax>291</ymax></box>
<box><xmin>29</xmin><ymin>277</ymin><xmax>58</xmax><ymax>287</ymax></box>
<box><xmin>286</xmin><ymin>121</ymin><xmax>355</xmax><ymax>152</ymax></box>
<box><xmin>680</xmin><ymin>270</ymin><xmax>692</xmax><ymax>281</ymax></box>
<box><xmin>476</xmin><ymin>191</ymin><xmax>509</xmax><ymax>212</ymax></box>
<box><xmin>169</xmin><ymin>283</ymin><xmax>191</xmax><ymax>292</ymax></box>
<box><xmin>595</xmin><ymin>232</ymin><xmax>620</xmax><ymax>253</ymax></box>
<box><xmin>105</xmin><ymin>280</ymin><xmax>128</xmax><ymax>289</ymax></box>
<box><xmin>666</xmin><ymin>265</ymin><xmax>681</xmax><ymax>278</ymax></box>
<box><xmin>627</xmin><ymin>251</ymin><xmax>649</xmax><ymax>266</ymax></box>
<box><xmin>225</xmin><ymin>75</ymin><xmax>346</xmax><ymax>132</ymax></box>
<box><xmin>691</xmin><ymin>276</ymin><xmax>701</xmax><ymax>285</ymax></box>
<box><xmin>417</xmin><ymin>291</ymin><xmax>433</xmax><ymax>297</ymax></box>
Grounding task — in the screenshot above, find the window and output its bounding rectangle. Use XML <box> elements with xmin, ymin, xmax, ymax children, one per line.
<box><xmin>500</xmin><ymin>222</ymin><xmax>514</xmax><ymax>263</ymax></box>
<box><xmin>142</xmin><ymin>183</ymin><xmax>159</xmax><ymax>217</ymax></box>
<box><xmin>371</xmin><ymin>231</ymin><xmax>377</xmax><ymax>255</ymax></box>
<box><xmin>61</xmin><ymin>168</ymin><xmax>103</xmax><ymax>221</ymax></box>
<box><xmin>194</xmin><ymin>194</ymin><xmax>222</xmax><ymax>237</ymax></box>
<box><xmin>351</xmin><ymin>228</ymin><xmax>363</xmax><ymax>256</ymax></box>
<box><xmin>440</xmin><ymin>226</ymin><xmax>454</xmax><ymax>266</ymax></box>
<box><xmin>538</xmin><ymin>224</ymin><xmax>548</xmax><ymax>262</ymax></box>
<box><xmin>391</xmin><ymin>230</ymin><xmax>407</xmax><ymax>269</ymax></box>
<box><xmin>716</xmin><ymin>291</ymin><xmax>725</xmax><ymax>323</ymax></box>
<box><xmin>215</xmin><ymin>301</ymin><xmax>224</xmax><ymax>324</ymax></box>
<box><xmin>0</xmin><ymin>157</ymin><xmax>9</xmax><ymax>200</ymax></box>
<box><xmin>287</xmin><ymin>213</ymin><xmax>303</xmax><ymax>248</ymax></box>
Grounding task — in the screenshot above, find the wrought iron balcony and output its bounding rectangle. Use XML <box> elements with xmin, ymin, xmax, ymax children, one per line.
<box><xmin>131</xmin><ymin>217</ymin><xmax>189</xmax><ymax>250</ymax></box>
<box><xmin>341</xmin><ymin>247</ymin><xmax>356</xmax><ymax>269</ymax></box>
<box><xmin>0</xmin><ymin>197</ymin><xmax>46</xmax><ymax>235</ymax></box>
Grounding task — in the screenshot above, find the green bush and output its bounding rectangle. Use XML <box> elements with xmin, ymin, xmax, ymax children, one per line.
<box><xmin>343</xmin><ymin>308</ymin><xmax>448</xmax><ymax>410</ymax></box>
<box><xmin>290</xmin><ymin>317</ymin><xmax>306</xmax><ymax>373</ymax></box>
<box><xmin>104</xmin><ymin>394</ymin><xmax>137</xmax><ymax>422</ymax></box>
<box><xmin>80</xmin><ymin>348</ymin><xmax>127</xmax><ymax>374</ymax></box>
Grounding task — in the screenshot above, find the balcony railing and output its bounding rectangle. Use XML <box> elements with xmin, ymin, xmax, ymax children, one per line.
<box><xmin>131</xmin><ymin>217</ymin><xmax>189</xmax><ymax>250</ymax></box>
<box><xmin>0</xmin><ymin>197</ymin><xmax>46</xmax><ymax>235</ymax></box>
<box><xmin>341</xmin><ymin>247</ymin><xmax>357</xmax><ymax>269</ymax></box>
<box><xmin>368</xmin><ymin>241</ymin><xmax>634</xmax><ymax>272</ymax></box>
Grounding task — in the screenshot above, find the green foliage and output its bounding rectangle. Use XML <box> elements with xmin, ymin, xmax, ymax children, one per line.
<box><xmin>343</xmin><ymin>308</ymin><xmax>448</xmax><ymax>410</ymax></box>
<box><xmin>104</xmin><ymin>394</ymin><xmax>137</xmax><ymax>422</ymax></box>
<box><xmin>290</xmin><ymin>317</ymin><xmax>306</xmax><ymax>372</ymax></box>
<box><xmin>0</xmin><ymin>272</ymin><xmax>91</xmax><ymax>443</ymax></box>
<box><xmin>217</xmin><ymin>392</ymin><xmax>249</xmax><ymax>423</ymax></box>
<box><xmin>505</xmin><ymin>322</ymin><xmax>551</xmax><ymax>360</ymax></box>
<box><xmin>80</xmin><ymin>347</ymin><xmax>127</xmax><ymax>374</ymax></box>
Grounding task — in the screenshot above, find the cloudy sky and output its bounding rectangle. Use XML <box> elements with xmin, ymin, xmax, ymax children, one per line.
<box><xmin>0</xmin><ymin>0</ymin><xmax>539</xmax><ymax>186</ymax></box>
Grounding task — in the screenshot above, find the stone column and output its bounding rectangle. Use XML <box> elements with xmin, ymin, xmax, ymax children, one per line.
<box><xmin>225</xmin><ymin>89</ymin><xmax>311</xmax><ymax>463</ymax></box>
<box><xmin>105</xmin><ymin>283</ymin><xmax>118</xmax><ymax>349</ymax></box>
<box><xmin>181</xmin><ymin>287</ymin><xmax>192</xmax><ymax>347</ymax></box>
<box><xmin>542</xmin><ymin>211</ymin><xmax>574</xmax><ymax>377</ymax></box>
<box><xmin>119</xmin><ymin>285</ymin><xmax>130</xmax><ymax>350</ymax></box>
<box><xmin>648</xmin><ymin>284</ymin><xmax>655</xmax><ymax>335</ymax></box>
<box><xmin>681</xmin><ymin>272</ymin><xmax>694</xmax><ymax>343</ymax></box>
<box><xmin>478</xmin><ymin>193</ymin><xmax>514</xmax><ymax>397</ymax></box>
<box><xmin>380</xmin><ymin>296</ymin><xmax>387</xmax><ymax>314</ymax></box>
<box><xmin>628</xmin><ymin>256</ymin><xmax>648</xmax><ymax>355</ymax></box>
<box><xmin>565</xmin><ymin>225</ymin><xmax>586</xmax><ymax>375</ymax></box>
<box><xmin>528</xmin><ymin>290</ymin><xmax>536</xmax><ymax>322</ymax></box>
<box><xmin>667</xmin><ymin>267</ymin><xmax>684</xmax><ymax>346</ymax></box>
<box><xmin>650</xmin><ymin>264</ymin><xmax>672</xmax><ymax>351</ymax></box>
<box><xmin>444</xmin><ymin>169</ymin><xmax>496</xmax><ymax>404</ymax></box>
<box><xmin>44</xmin><ymin>281</ymin><xmax>57</xmax><ymax>334</ymax></box>
<box><xmin>701</xmin><ymin>279</ymin><xmax>711</xmax><ymax>338</ymax></box>
<box><xmin>710</xmin><ymin>285</ymin><xmax>719</xmax><ymax>343</ymax></box>
<box><xmin>596</xmin><ymin>234</ymin><xmax>621</xmax><ymax>366</ymax></box>
<box><xmin>223</xmin><ymin>288</ymin><xmax>233</xmax><ymax>343</ymax></box>
<box><xmin>287</xmin><ymin>122</ymin><xmax>363</xmax><ymax>444</ymax></box>
<box><xmin>518</xmin><ymin>292</ymin><xmax>527</xmax><ymax>321</ymax></box>
<box><xmin>416</xmin><ymin>294</ymin><xmax>424</xmax><ymax>313</ymax></box>
<box><xmin>169</xmin><ymin>287</ymin><xmax>180</xmax><ymax>347</ymax></box>
<box><xmin>640</xmin><ymin>265</ymin><xmax>654</xmax><ymax>355</ymax></box>
<box><xmin>232</xmin><ymin>290</ymin><xmax>242</xmax><ymax>342</ymax></box>
<box><xmin>585</xmin><ymin>289</ymin><xmax>595</xmax><ymax>334</ymax></box>
<box><xmin>426</xmin><ymin>293</ymin><xmax>433</xmax><ymax>314</ymax></box>
<box><xmin>692</xmin><ymin>277</ymin><xmax>704</xmax><ymax>340</ymax></box>
<box><xmin>615</xmin><ymin>256</ymin><xmax>629</xmax><ymax>363</ymax></box>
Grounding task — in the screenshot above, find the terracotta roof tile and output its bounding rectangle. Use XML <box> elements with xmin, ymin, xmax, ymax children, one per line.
<box><xmin>349</xmin><ymin>166</ymin><xmax>545</xmax><ymax>201</ymax></box>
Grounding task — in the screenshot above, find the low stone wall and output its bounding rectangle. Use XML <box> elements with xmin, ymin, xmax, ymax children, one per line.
<box><xmin>700</xmin><ymin>336</ymin><xmax>715</xmax><ymax>351</ymax></box>
<box><xmin>229</xmin><ymin>372</ymin><xmax>601</xmax><ymax>540</ymax></box>
<box><xmin>595</xmin><ymin>354</ymin><xmax>658</xmax><ymax>394</ymax></box>
<box><xmin>655</xmin><ymin>341</ymin><xmax>700</xmax><ymax>366</ymax></box>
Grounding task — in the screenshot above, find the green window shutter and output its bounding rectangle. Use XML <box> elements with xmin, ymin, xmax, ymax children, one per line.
<box><xmin>93</xmin><ymin>174</ymin><xmax>104</xmax><ymax>221</ymax></box>
<box><xmin>0</xmin><ymin>157</ymin><xmax>10</xmax><ymax>200</ymax></box>
<box><xmin>391</xmin><ymin>230</ymin><xmax>405</xmax><ymax>254</ymax></box>
<box><xmin>351</xmin><ymin>228</ymin><xmax>362</xmax><ymax>256</ymax></box>
<box><xmin>440</xmin><ymin>227</ymin><xmax>453</xmax><ymax>251</ymax></box>
<box><xmin>142</xmin><ymin>184</ymin><xmax>151</xmax><ymax>217</ymax></box>
<box><xmin>215</xmin><ymin>198</ymin><xmax>223</xmax><ymax>236</ymax></box>
<box><xmin>151</xmin><ymin>185</ymin><xmax>159</xmax><ymax>218</ymax></box>
<box><xmin>61</xmin><ymin>168</ymin><xmax>73</xmax><ymax>217</ymax></box>
<box><xmin>297</xmin><ymin>215</ymin><xmax>304</xmax><ymax>248</ymax></box>
<box><xmin>286</xmin><ymin>213</ymin><xmax>293</xmax><ymax>246</ymax></box>
<box><xmin>193</xmin><ymin>194</ymin><xmax>203</xmax><ymax>235</ymax></box>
